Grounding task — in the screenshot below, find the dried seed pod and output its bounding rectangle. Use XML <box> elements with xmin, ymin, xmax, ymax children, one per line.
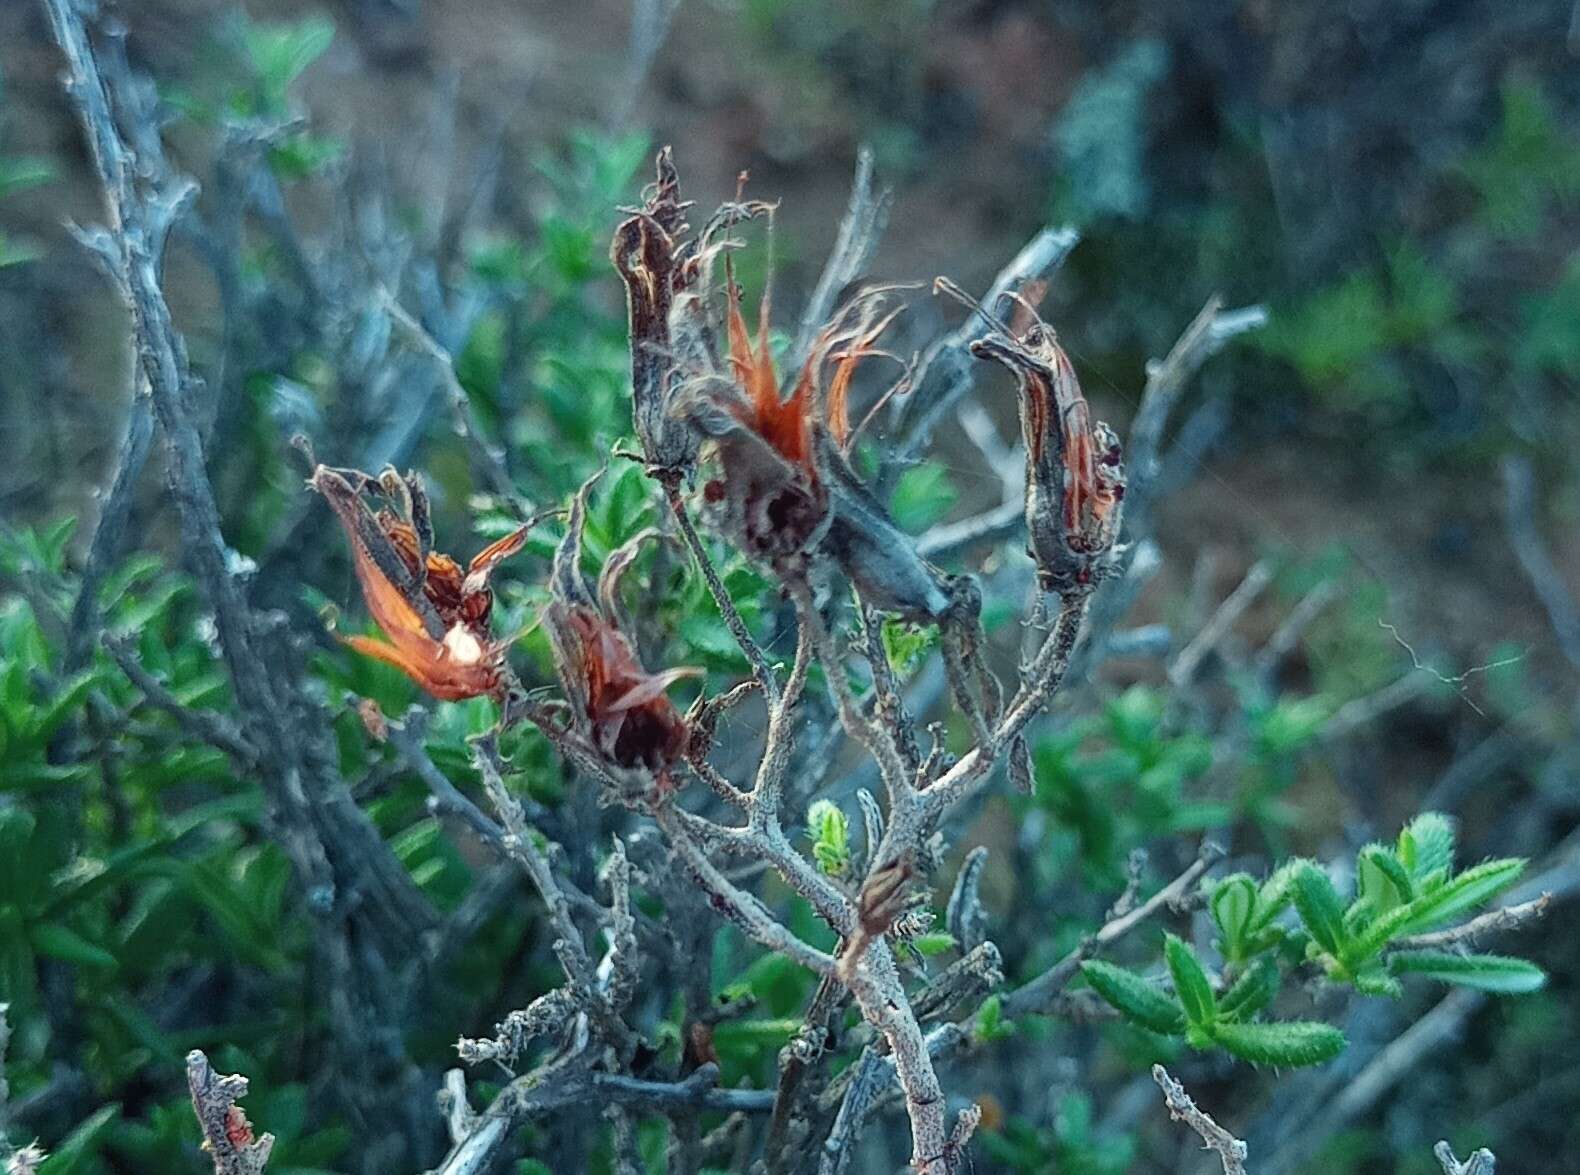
<box><xmin>612</xmin><ymin>149</ymin><xmax>775</xmax><ymax>480</ymax></box>
<box><xmin>968</xmin><ymin>303</ymin><xmax>1125</xmax><ymax>596</ymax></box>
<box><xmin>542</xmin><ymin>473</ymin><xmax>700</xmax><ymax>774</ymax></box>
<box><xmin>611</xmin><ymin>148</ymin><xmax>701</xmax><ymax>478</ymax></box>
<box><xmin>309</xmin><ymin>464</ymin><xmax>537</xmax><ymax>701</ymax></box>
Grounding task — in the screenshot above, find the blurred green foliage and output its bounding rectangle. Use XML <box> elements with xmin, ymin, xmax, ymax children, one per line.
<box><xmin>1078</xmin><ymin>813</ymin><xmax>1540</xmax><ymax>1067</ymax></box>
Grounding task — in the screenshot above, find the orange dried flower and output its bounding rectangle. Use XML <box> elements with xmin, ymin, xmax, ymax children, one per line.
<box><xmin>543</xmin><ymin>474</ymin><xmax>700</xmax><ymax>773</ymax></box>
<box><xmin>310</xmin><ymin>465</ymin><xmax>536</xmax><ymax>701</ymax></box>
<box><xmin>679</xmin><ymin>270</ymin><xmax>901</xmax><ymax>565</ymax></box>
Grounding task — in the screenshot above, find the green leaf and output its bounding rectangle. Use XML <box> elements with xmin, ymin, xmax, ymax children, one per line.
<box><xmin>1394</xmin><ymin>859</ymin><xmax>1526</xmax><ymax>935</ymax></box>
<box><xmin>1350</xmin><ymin>962</ymin><xmax>1403</xmax><ymax>998</ymax></box>
<box><xmin>1208</xmin><ymin>1019</ymin><xmax>1346</xmax><ymax>1067</ymax></box>
<box><xmin>1080</xmin><ymin>960</ymin><xmax>1186</xmax><ymax>1036</ymax></box>
<box><xmin>1251</xmin><ymin>858</ymin><xmax>1305</xmax><ymax>933</ymax></box>
<box><xmin>28</xmin><ymin>669</ymin><xmax>99</xmax><ymax>746</ymax></box>
<box><xmin>880</xmin><ymin>620</ymin><xmax>939</xmax><ymax>680</ymax></box>
<box><xmin>909</xmin><ymin>931</ymin><xmax>958</xmax><ymax>958</ymax></box>
<box><xmin>37</xmin><ymin>1103</ymin><xmax>121</xmax><ymax>1174</ymax></box>
<box><xmin>246</xmin><ymin>15</ymin><xmax>335</xmax><ymax>98</ymax></box>
<box><xmin>0</xmin><ymin>807</ymin><xmax>40</xmax><ymax>908</ymax></box>
<box><xmin>1397</xmin><ymin>812</ymin><xmax>1456</xmax><ymax>885</ymax></box>
<box><xmin>806</xmin><ymin>799</ymin><xmax>850</xmax><ymax>878</ymax></box>
<box><xmin>1355</xmin><ymin>843</ymin><xmax>1413</xmax><ymax>912</ymax></box>
<box><xmin>974</xmin><ymin>993</ymin><xmax>1016</xmax><ymax>1043</ymax></box>
<box><xmin>1218</xmin><ymin>957</ymin><xmax>1281</xmax><ymax>1021</ymax></box>
<box><xmin>28</xmin><ymin>922</ymin><xmax>119</xmax><ymax>971</ymax></box>
<box><xmin>1389</xmin><ymin>951</ymin><xmax>1546</xmax><ymax>994</ymax></box>
<box><xmin>1292</xmin><ymin>865</ymin><xmax>1348</xmax><ymax>957</ymax></box>
<box><xmin>1209</xmin><ymin>874</ymin><xmax>1257</xmax><ymax>959</ymax></box>
<box><xmin>1163</xmin><ymin>935</ymin><xmax>1216</xmax><ymax>1026</ymax></box>
<box><xmin>0</xmin><ymin>156</ymin><xmax>55</xmax><ymax>199</ymax></box>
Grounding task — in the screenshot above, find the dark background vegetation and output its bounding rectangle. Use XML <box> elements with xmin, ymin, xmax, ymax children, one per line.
<box><xmin>1</xmin><ymin>1</ymin><xmax>1577</xmax><ymax>1172</ymax></box>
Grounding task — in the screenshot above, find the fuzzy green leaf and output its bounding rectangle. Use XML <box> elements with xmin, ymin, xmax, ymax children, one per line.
<box><xmin>909</xmin><ymin>931</ymin><xmax>957</xmax><ymax>957</ymax></box>
<box><xmin>1208</xmin><ymin>1019</ymin><xmax>1346</xmax><ymax>1067</ymax></box>
<box><xmin>1395</xmin><ymin>859</ymin><xmax>1526</xmax><ymax>935</ymax></box>
<box><xmin>1349</xmin><ymin>901</ymin><xmax>1423</xmax><ymax>962</ymax></box>
<box><xmin>1164</xmin><ymin>934</ymin><xmax>1217</xmax><ymax>1026</ymax></box>
<box><xmin>1356</xmin><ymin>843</ymin><xmax>1413</xmax><ymax>912</ymax></box>
<box><xmin>974</xmin><ymin>993</ymin><xmax>1016</xmax><ymax>1043</ymax></box>
<box><xmin>1251</xmin><ymin>859</ymin><xmax>1306</xmax><ymax>933</ymax></box>
<box><xmin>806</xmin><ymin>800</ymin><xmax>850</xmax><ymax>878</ymax></box>
<box><xmin>1081</xmin><ymin>960</ymin><xmax>1186</xmax><ymax>1036</ymax></box>
<box><xmin>1210</xmin><ymin>874</ymin><xmax>1258</xmax><ymax>959</ymax></box>
<box><xmin>1292</xmin><ymin>864</ymin><xmax>1348</xmax><ymax>957</ymax></box>
<box><xmin>1351</xmin><ymin>962</ymin><xmax>1404</xmax><ymax>998</ymax></box>
<box><xmin>1389</xmin><ymin>951</ymin><xmax>1546</xmax><ymax>993</ymax></box>
<box><xmin>1218</xmin><ymin>957</ymin><xmax>1281</xmax><ymax>1021</ymax></box>
<box><xmin>1398</xmin><ymin>812</ymin><xmax>1456</xmax><ymax>885</ymax></box>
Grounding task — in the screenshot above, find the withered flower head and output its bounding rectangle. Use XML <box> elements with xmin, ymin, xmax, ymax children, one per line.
<box><xmin>673</xmin><ymin>269</ymin><xmax>962</xmax><ymax>620</ymax></box>
<box><xmin>310</xmin><ymin>464</ymin><xmax>537</xmax><ymax>701</ymax></box>
<box><xmin>965</xmin><ymin>292</ymin><xmax>1125</xmax><ymax>596</ymax></box>
<box><xmin>611</xmin><ymin>148</ymin><xmax>775</xmax><ymax>479</ymax></box>
<box><xmin>542</xmin><ymin>473</ymin><xmax>700</xmax><ymax>773</ymax></box>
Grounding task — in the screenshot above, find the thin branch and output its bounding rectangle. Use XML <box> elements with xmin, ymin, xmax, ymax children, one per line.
<box><xmin>1005</xmin><ymin>842</ymin><xmax>1221</xmax><ymax>1017</ymax></box>
<box><xmin>791</xmin><ymin>146</ymin><xmax>891</xmax><ymax>372</ymax></box>
<box><xmin>103</xmin><ymin>633</ymin><xmax>257</xmax><ymax>763</ymax></box>
<box><xmin>1435</xmin><ymin>1141</ymin><xmax>1497</xmax><ymax>1175</ymax></box>
<box><xmin>1502</xmin><ymin>455</ymin><xmax>1580</xmax><ymax>673</ymax></box>
<box><xmin>186</xmin><ymin>1051</ymin><xmax>273</xmax><ymax>1174</ymax></box>
<box><xmin>1168</xmin><ymin>560</ymin><xmax>1272</xmax><ymax>688</ymax></box>
<box><xmin>655</xmin><ymin>803</ymin><xmax>836</xmax><ymax>977</ymax></box>
<box><xmin>794</xmin><ymin>584</ymin><xmax>913</xmax><ymax>805</ymax></box>
<box><xmin>1389</xmin><ymin>893</ymin><xmax>1552</xmax><ymax>952</ymax></box>
<box><xmin>1255</xmin><ymin>579</ymin><xmax>1339</xmax><ymax>679</ymax></box>
<box><xmin>1152</xmin><ymin>1064</ymin><xmax>1248</xmax><ymax>1175</ymax></box>
<box><xmin>918</xmin><ymin>590</ymin><xmax>1091</xmax><ymax>827</ymax></box>
<box><xmin>662</xmin><ymin>476</ymin><xmax>779</xmax><ymax>700</ymax></box>
<box><xmin>916</xmin><ymin>499</ymin><xmax>1023</xmax><ymax>561</ymax></box>
<box><xmin>379</xmin><ymin>287</ymin><xmax>529</xmax><ymax>516</ymax></box>
<box><xmin>66</xmin><ymin>374</ymin><xmax>154</xmax><ymax>670</ymax></box>
<box><xmin>888</xmin><ymin>226</ymin><xmax>1081</xmax><ymax>473</ymax></box>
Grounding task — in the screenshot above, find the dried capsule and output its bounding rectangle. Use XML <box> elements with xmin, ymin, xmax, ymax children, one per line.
<box><xmin>968</xmin><ymin>305</ymin><xmax>1125</xmax><ymax>596</ymax></box>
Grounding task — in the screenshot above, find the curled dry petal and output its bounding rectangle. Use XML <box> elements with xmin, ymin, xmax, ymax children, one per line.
<box><xmin>676</xmin><ymin>269</ymin><xmax>965</xmax><ymax>623</ymax></box>
<box><xmin>309</xmin><ymin>464</ymin><xmax>537</xmax><ymax>701</ymax></box>
<box><xmin>968</xmin><ymin>302</ymin><xmax>1125</xmax><ymax>596</ymax></box>
<box><xmin>543</xmin><ymin>473</ymin><xmax>699</xmax><ymax>773</ymax></box>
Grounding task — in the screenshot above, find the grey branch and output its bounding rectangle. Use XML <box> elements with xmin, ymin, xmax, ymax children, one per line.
<box><xmin>791</xmin><ymin>146</ymin><xmax>892</xmax><ymax>371</ymax></box>
<box><xmin>1169</xmin><ymin>560</ymin><xmax>1273</xmax><ymax>687</ymax></box>
<box><xmin>379</xmin><ymin>287</ymin><xmax>529</xmax><ymax>517</ymax></box>
<box><xmin>1153</xmin><ymin>1064</ymin><xmax>1248</xmax><ymax>1175</ymax></box>
<box><xmin>664</xmin><ymin>477</ymin><xmax>780</xmax><ymax>701</ymax></box>
<box><xmin>186</xmin><ymin>1051</ymin><xmax>273</xmax><ymax>1174</ymax></box>
<box><xmin>1436</xmin><ymin>1141</ymin><xmax>1497</xmax><ymax>1175</ymax></box>
<box><xmin>889</xmin><ymin>226</ymin><xmax>1080</xmax><ymax>472</ymax></box>
<box><xmin>1389</xmin><ymin>892</ymin><xmax>1552</xmax><ymax>952</ymax></box>
<box><xmin>1006</xmin><ymin>841</ymin><xmax>1221</xmax><ymax>1017</ymax></box>
<box><xmin>103</xmin><ymin>633</ymin><xmax>258</xmax><ymax>763</ymax></box>
<box><xmin>1502</xmin><ymin>455</ymin><xmax>1580</xmax><ymax>673</ymax></box>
